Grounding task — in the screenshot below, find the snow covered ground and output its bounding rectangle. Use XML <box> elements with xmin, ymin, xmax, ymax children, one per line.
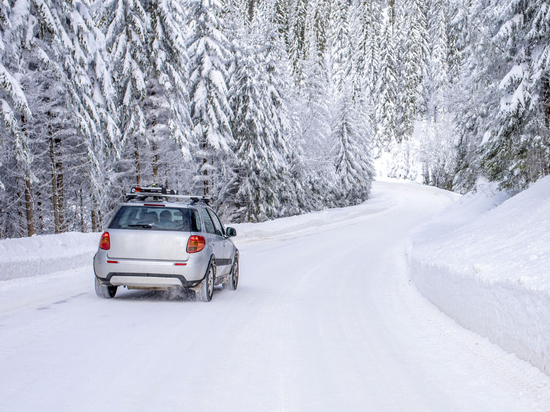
<box><xmin>1</xmin><ymin>181</ymin><xmax>549</xmax><ymax>411</ymax></box>
<box><xmin>408</xmin><ymin>176</ymin><xmax>550</xmax><ymax>376</ymax></box>
<box><xmin>0</xmin><ymin>232</ymin><xmax>100</xmax><ymax>281</ymax></box>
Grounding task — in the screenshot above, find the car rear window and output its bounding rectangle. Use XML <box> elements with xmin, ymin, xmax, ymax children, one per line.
<box><xmin>109</xmin><ymin>206</ymin><xmax>191</xmax><ymax>231</ymax></box>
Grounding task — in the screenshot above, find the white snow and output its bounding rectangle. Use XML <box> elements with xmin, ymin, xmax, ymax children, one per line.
<box><xmin>408</xmin><ymin>176</ymin><xmax>550</xmax><ymax>375</ymax></box>
<box><xmin>1</xmin><ymin>181</ymin><xmax>550</xmax><ymax>411</ymax></box>
<box><xmin>0</xmin><ymin>232</ymin><xmax>100</xmax><ymax>281</ymax></box>
<box><xmin>499</xmin><ymin>64</ymin><xmax>524</xmax><ymax>90</ymax></box>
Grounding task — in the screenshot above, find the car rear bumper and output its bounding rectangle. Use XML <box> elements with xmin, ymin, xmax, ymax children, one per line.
<box><xmin>94</xmin><ymin>251</ymin><xmax>209</xmax><ymax>285</ymax></box>
<box><xmin>95</xmin><ymin>273</ymin><xmax>202</xmax><ymax>289</ymax></box>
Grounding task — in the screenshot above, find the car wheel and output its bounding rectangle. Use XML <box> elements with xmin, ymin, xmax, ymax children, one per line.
<box><xmin>196</xmin><ymin>262</ymin><xmax>215</xmax><ymax>302</ymax></box>
<box><xmin>95</xmin><ymin>277</ymin><xmax>117</xmax><ymax>299</ymax></box>
<box><xmin>223</xmin><ymin>256</ymin><xmax>239</xmax><ymax>291</ymax></box>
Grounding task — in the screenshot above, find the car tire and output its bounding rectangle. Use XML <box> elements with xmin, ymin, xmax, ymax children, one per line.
<box><xmin>196</xmin><ymin>262</ymin><xmax>215</xmax><ymax>302</ymax></box>
<box><xmin>223</xmin><ymin>256</ymin><xmax>239</xmax><ymax>291</ymax></box>
<box><xmin>95</xmin><ymin>277</ymin><xmax>117</xmax><ymax>299</ymax></box>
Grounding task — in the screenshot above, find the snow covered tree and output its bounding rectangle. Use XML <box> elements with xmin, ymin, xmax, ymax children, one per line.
<box><xmin>146</xmin><ymin>0</ymin><xmax>192</xmax><ymax>157</ymax></box>
<box><xmin>227</xmin><ymin>1</ymin><xmax>311</xmax><ymax>221</ymax></box>
<box><xmin>331</xmin><ymin>0</ymin><xmax>375</xmax><ymax>205</ymax></box>
<box><xmin>309</xmin><ymin>0</ymin><xmax>330</xmax><ymax>56</ymax></box>
<box><xmin>0</xmin><ymin>0</ymin><xmax>36</xmax><ymax>236</ymax></box>
<box><xmin>353</xmin><ymin>0</ymin><xmax>381</xmax><ymax>99</ymax></box>
<box><xmin>187</xmin><ymin>0</ymin><xmax>234</xmax><ymax>198</ymax></box>
<box><xmin>229</xmin><ymin>35</ymin><xmax>285</xmax><ymax>221</ymax></box>
<box><xmin>450</xmin><ymin>0</ymin><xmax>550</xmax><ymax>192</ymax></box>
<box><xmin>395</xmin><ymin>0</ymin><xmax>428</xmax><ymax>139</ymax></box>
<box><xmin>477</xmin><ymin>0</ymin><xmax>550</xmax><ymax>190</ymax></box>
<box><xmin>375</xmin><ymin>4</ymin><xmax>399</xmax><ymax>152</ymax></box>
<box><xmin>99</xmin><ymin>0</ymin><xmax>191</xmax><ymax>212</ymax></box>
<box><xmin>100</xmin><ymin>0</ymin><xmax>149</xmax><ymax>186</ymax></box>
<box><xmin>286</xmin><ymin>0</ymin><xmax>308</xmax><ymax>83</ymax></box>
<box><xmin>28</xmin><ymin>0</ymin><xmax>122</xmax><ymax>232</ymax></box>
<box><xmin>388</xmin><ymin>139</ymin><xmax>417</xmax><ymax>180</ymax></box>
<box><xmin>299</xmin><ymin>8</ymin><xmax>337</xmax><ymax>210</ymax></box>
<box><xmin>424</xmin><ymin>0</ymin><xmax>449</xmax><ymax>123</ymax></box>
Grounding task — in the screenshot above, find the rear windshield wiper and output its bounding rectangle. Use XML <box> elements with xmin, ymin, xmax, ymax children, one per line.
<box><xmin>128</xmin><ymin>224</ymin><xmax>153</xmax><ymax>229</ymax></box>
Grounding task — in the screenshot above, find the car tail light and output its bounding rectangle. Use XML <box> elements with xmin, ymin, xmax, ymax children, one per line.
<box><xmin>99</xmin><ymin>232</ymin><xmax>110</xmax><ymax>250</ymax></box>
<box><xmin>187</xmin><ymin>235</ymin><xmax>205</xmax><ymax>253</ymax></box>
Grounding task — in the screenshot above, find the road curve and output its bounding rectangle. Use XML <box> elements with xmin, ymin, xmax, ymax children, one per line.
<box><xmin>0</xmin><ymin>181</ymin><xmax>549</xmax><ymax>412</ymax></box>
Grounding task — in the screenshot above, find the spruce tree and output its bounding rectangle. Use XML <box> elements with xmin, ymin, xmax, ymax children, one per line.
<box><xmin>331</xmin><ymin>0</ymin><xmax>374</xmax><ymax>205</ymax></box>
<box><xmin>187</xmin><ymin>0</ymin><xmax>233</xmax><ymax>197</ymax></box>
<box><xmin>376</xmin><ymin>5</ymin><xmax>398</xmax><ymax>151</ymax></box>
<box><xmin>0</xmin><ymin>0</ymin><xmax>35</xmax><ymax>236</ymax></box>
<box><xmin>395</xmin><ymin>0</ymin><xmax>428</xmax><ymax>139</ymax></box>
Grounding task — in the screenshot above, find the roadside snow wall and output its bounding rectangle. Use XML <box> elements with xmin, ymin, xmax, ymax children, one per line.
<box><xmin>0</xmin><ymin>232</ymin><xmax>100</xmax><ymax>281</ymax></box>
<box><xmin>408</xmin><ymin>177</ymin><xmax>550</xmax><ymax>375</ymax></box>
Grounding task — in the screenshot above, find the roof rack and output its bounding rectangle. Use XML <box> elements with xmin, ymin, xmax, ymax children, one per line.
<box><xmin>124</xmin><ymin>186</ymin><xmax>211</xmax><ymax>205</ymax></box>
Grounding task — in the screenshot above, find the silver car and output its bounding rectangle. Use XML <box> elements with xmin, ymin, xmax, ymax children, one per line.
<box><xmin>93</xmin><ymin>186</ymin><xmax>239</xmax><ymax>302</ymax></box>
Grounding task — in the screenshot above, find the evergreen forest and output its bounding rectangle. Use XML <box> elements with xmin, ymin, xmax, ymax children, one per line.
<box><xmin>1</xmin><ymin>0</ymin><xmax>549</xmax><ymax>238</ymax></box>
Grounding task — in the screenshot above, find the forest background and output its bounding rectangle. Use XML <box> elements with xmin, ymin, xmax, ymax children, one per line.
<box><xmin>1</xmin><ymin>0</ymin><xmax>549</xmax><ymax>238</ymax></box>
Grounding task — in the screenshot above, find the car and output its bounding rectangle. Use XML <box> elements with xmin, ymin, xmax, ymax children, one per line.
<box><xmin>93</xmin><ymin>186</ymin><xmax>239</xmax><ymax>302</ymax></box>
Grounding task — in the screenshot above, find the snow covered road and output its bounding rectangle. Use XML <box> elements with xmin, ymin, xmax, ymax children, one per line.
<box><xmin>1</xmin><ymin>182</ymin><xmax>549</xmax><ymax>411</ymax></box>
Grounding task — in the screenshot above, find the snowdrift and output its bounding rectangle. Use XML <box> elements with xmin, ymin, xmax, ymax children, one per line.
<box><xmin>408</xmin><ymin>177</ymin><xmax>550</xmax><ymax>375</ymax></box>
<box><xmin>0</xmin><ymin>232</ymin><xmax>100</xmax><ymax>281</ymax></box>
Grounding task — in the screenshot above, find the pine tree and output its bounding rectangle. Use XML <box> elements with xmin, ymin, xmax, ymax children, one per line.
<box><xmin>376</xmin><ymin>4</ymin><xmax>398</xmax><ymax>151</ymax></box>
<box><xmin>388</xmin><ymin>140</ymin><xmax>417</xmax><ymax>180</ymax></box>
<box><xmin>0</xmin><ymin>0</ymin><xmax>36</xmax><ymax>236</ymax></box>
<box><xmin>451</xmin><ymin>0</ymin><xmax>499</xmax><ymax>192</ymax></box>
<box><xmin>425</xmin><ymin>0</ymin><xmax>449</xmax><ymax>123</ymax></box>
<box><xmin>299</xmin><ymin>10</ymin><xmax>337</xmax><ymax>210</ymax></box>
<box><xmin>287</xmin><ymin>0</ymin><xmax>309</xmax><ymax>84</ymax></box>
<box><xmin>477</xmin><ymin>0</ymin><xmax>550</xmax><ymax>190</ymax></box>
<box><xmin>187</xmin><ymin>0</ymin><xmax>233</xmax><ymax>197</ymax></box>
<box><xmin>353</xmin><ymin>0</ymin><xmax>382</xmax><ymax>98</ymax></box>
<box><xmin>229</xmin><ymin>40</ymin><xmax>284</xmax><ymax>221</ymax></box>
<box><xmin>395</xmin><ymin>0</ymin><xmax>428</xmax><ymax>139</ymax></box>
<box><xmin>30</xmin><ymin>0</ymin><xmax>122</xmax><ymax>231</ymax></box>
<box><xmin>146</xmin><ymin>0</ymin><xmax>191</xmax><ymax>156</ymax></box>
<box><xmin>331</xmin><ymin>0</ymin><xmax>374</xmax><ymax>205</ymax></box>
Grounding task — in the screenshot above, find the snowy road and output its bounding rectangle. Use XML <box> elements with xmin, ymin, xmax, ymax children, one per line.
<box><xmin>1</xmin><ymin>182</ymin><xmax>549</xmax><ymax>411</ymax></box>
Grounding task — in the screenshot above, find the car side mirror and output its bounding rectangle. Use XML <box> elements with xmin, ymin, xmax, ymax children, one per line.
<box><xmin>226</xmin><ymin>227</ymin><xmax>237</xmax><ymax>237</ymax></box>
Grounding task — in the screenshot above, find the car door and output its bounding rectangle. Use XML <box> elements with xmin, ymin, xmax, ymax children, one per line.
<box><xmin>199</xmin><ymin>207</ymin><xmax>225</xmax><ymax>272</ymax></box>
<box><xmin>207</xmin><ymin>208</ymin><xmax>233</xmax><ymax>275</ymax></box>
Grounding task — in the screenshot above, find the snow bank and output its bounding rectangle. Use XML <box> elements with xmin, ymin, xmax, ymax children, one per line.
<box><xmin>0</xmin><ymin>232</ymin><xmax>100</xmax><ymax>281</ymax></box>
<box><xmin>408</xmin><ymin>177</ymin><xmax>550</xmax><ymax>375</ymax></box>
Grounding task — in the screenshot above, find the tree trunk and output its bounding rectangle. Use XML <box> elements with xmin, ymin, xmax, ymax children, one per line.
<box><xmin>20</xmin><ymin>114</ymin><xmax>35</xmax><ymax>237</ymax></box>
<box><xmin>80</xmin><ymin>188</ymin><xmax>85</xmax><ymax>232</ymax></box>
<box><xmin>134</xmin><ymin>136</ymin><xmax>141</xmax><ymax>185</ymax></box>
<box><xmin>54</xmin><ymin>137</ymin><xmax>65</xmax><ymax>232</ymax></box>
<box><xmin>17</xmin><ymin>190</ymin><xmax>25</xmax><ymax>238</ymax></box>
<box><xmin>152</xmin><ymin>141</ymin><xmax>159</xmax><ymax>183</ymax></box>
<box><xmin>91</xmin><ymin>194</ymin><xmax>102</xmax><ymax>232</ymax></box>
<box><xmin>49</xmin><ymin>136</ymin><xmax>60</xmax><ymax>233</ymax></box>
<box><xmin>91</xmin><ymin>210</ymin><xmax>98</xmax><ymax>232</ymax></box>
<box><xmin>0</xmin><ymin>199</ymin><xmax>3</xmax><ymax>239</ymax></box>
<box><xmin>203</xmin><ymin>158</ymin><xmax>209</xmax><ymax>197</ymax></box>
<box><xmin>542</xmin><ymin>77</ymin><xmax>550</xmax><ymax>176</ymax></box>
<box><xmin>24</xmin><ymin>178</ymin><xmax>36</xmax><ymax>237</ymax></box>
<box><xmin>36</xmin><ymin>189</ymin><xmax>43</xmax><ymax>234</ymax></box>
<box><xmin>202</xmin><ymin>139</ymin><xmax>209</xmax><ymax>197</ymax></box>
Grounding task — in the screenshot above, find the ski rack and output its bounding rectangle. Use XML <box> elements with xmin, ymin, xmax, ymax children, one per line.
<box><xmin>124</xmin><ymin>186</ymin><xmax>211</xmax><ymax>205</ymax></box>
